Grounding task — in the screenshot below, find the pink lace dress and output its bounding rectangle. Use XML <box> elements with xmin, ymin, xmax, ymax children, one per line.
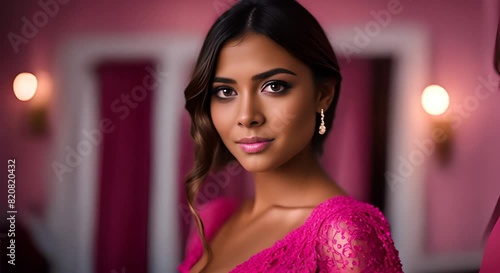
<box><xmin>178</xmin><ymin>196</ymin><xmax>403</xmax><ymax>272</ymax></box>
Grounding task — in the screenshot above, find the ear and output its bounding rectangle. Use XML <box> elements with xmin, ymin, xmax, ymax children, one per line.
<box><xmin>315</xmin><ymin>79</ymin><xmax>336</xmax><ymax>112</ymax></box>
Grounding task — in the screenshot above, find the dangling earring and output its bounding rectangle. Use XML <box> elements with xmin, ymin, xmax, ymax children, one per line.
<box><xmin>319</xmin><ymin>109</ymin><xmax>326</xmax><ymax>135</ymax></box>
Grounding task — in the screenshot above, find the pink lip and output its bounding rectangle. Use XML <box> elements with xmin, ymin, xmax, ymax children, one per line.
<box><xmin>236</xmin><ymin>137</ymin><xmax>274</xmax><ymax>153</ymax></box>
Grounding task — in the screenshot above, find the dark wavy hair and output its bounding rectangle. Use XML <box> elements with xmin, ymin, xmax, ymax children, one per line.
<box><xmin>183</xmin><ymin>0</ymin><xmax>342</xmax><ymax>270</ymax></box>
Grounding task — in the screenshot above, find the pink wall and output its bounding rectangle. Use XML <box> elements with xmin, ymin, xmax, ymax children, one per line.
<box><xmin>1</xmin><ymin>0</ymin><xmax>499</xmax><ymax>254</ymax></box>
<box><xmin>322</xmin><ymin>58</ymin><xmax>374</xmax><ymax>202</ymax></box>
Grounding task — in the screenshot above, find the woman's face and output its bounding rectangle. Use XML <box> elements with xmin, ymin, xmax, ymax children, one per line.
<box><xmin>210</xmin><ymin>32</ymin><xmax>321</xmax><ymax>172</ymax></box>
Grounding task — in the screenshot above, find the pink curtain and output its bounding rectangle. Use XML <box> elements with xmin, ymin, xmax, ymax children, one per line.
<box><xmin>94</xmin><ymin>61</ymin><xmax>154</xmax><ymax>273</ymax></box>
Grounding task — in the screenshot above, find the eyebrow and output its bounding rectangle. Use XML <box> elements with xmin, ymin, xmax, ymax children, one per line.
<box><xmin>213</xmin><ymin>68</ymin><xmax>297</xmax><ymax>84</ymax></box>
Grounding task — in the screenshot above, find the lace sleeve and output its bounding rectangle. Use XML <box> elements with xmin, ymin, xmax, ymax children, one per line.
<box><xmin>315</xmin><ymin>203</ymin><xmax>403</xmax><ymax>273</ymax></box>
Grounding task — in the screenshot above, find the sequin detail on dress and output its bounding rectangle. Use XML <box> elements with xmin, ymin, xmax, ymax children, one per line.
<box><xmin>178</xmin><ymin>196</ymin><xmax>403</xmax><ymax>272</ymax></box>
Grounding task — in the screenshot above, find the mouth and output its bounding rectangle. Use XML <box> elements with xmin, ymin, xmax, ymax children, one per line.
<box><xmin>236</xmin><ymin>137</ymin><xmax>274</xmax><ymax>153</ymax></box>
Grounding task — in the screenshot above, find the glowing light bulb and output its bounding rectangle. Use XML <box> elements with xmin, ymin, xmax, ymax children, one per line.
<box><xmin>13</xmin><ymin>72</ymin><xmax>38</xmax><ymax>101</ymax></box>
<box><xmin>421</xmin><ymin>84</ymin><xmax>450</xmax><ymax>116</ymax></box>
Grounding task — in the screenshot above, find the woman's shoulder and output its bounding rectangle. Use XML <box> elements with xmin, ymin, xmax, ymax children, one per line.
<box><xmin>198</xmin><ymin>197</ymin><xmax>240</xmax><ymax>216</ymax></box>
<box><xmin>311</xmin><ymin>195</ymin><xmax>389</xmax><ymax>227</ymax></box>
<box><xmin>310</xmin><ymin>195</ymin><xmax>403</xmax><ymax>271</ymax></box>
<box><xmin>196</xmin><ymin>197</ymin><xmax>241</xmax><ymax>236</ymax></box>
<box><xmin>180</xmin><ymin>197</ymin><xmax>241</xmax><ymax>270</ymax></box>
<box><xmin>310</xmin><ymin>195</ymin><xmax>394</xmax><ymax>243</ymax></box>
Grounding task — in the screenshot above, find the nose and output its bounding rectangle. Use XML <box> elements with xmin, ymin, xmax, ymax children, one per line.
<box><xmin>237</xmin><ymin>94</ymin><xmax>265</xmax><ymax>128</ymax></box>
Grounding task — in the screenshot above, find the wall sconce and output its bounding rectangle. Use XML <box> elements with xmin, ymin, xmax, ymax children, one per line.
<box><xmin>421</xmin><ymin>84</ymin><xmax>452</xmax><ymax>164</ymax></box>
<box><xmin>13</xmin><ymin>71</ymin><xmax>50</xmax><ymax>135</ymax></box>
<box><xmin>13</xmin><ymin>72</ymin><xmax>38</xmax><ymax>101</ymax></box>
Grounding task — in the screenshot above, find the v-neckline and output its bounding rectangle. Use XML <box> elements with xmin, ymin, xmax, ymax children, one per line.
<box><xmin>192</xmin><ymin>195</ymin><xmax>349</xmax><ymax>272</ymax></box>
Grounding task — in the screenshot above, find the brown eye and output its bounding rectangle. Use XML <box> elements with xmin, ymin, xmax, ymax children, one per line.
<box><xmin>262</xmin><ymin>80</ymin><xmax>291</xmax><ymax>94</ymax></box>
<box><xmin>212</xmin><ymin>87</ymin><xmax>237</xmax><ymax>98</ymax></box>
<box><xmin>270</xmin><ymin>84</ymin><xmax>282</xmax><ymax>92</ymax></box>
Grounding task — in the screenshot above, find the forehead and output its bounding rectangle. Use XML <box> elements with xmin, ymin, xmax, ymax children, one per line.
<box><xmin>214</xmin><ymin>32</ymin><xmax>309</xmax><ymax>77</ymax></box>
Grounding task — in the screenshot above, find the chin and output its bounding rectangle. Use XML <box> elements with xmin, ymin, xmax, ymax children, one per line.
<box><xmin>236</xmin><ymin>155</ymin><xmax>287</xmax><ymax>173</ymax></box>
<box><xmin>238</xmin><ymin>159</ymin><xmax>268</xmax><ymax>173</ymax></box>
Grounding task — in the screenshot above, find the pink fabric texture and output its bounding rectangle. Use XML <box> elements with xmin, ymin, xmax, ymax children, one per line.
<box><xmin>479</xmin><ymin>218</ymin><xmax>500</xmax><ymax>272</ymax></box>
<box><xmin>178</xmin><ymin>196</ymin><xmax>403</xmax><ymax>272</ymax></box>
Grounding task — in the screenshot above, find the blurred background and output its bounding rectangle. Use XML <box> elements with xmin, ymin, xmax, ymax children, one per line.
<box><xmin>0</xmin><ymin>0</ymin><xmax>499</xmax><ymax>272</ymax></box>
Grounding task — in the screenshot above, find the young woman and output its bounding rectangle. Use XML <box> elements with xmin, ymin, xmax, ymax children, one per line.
<box><xmin>179</xmin><ymin>0</ymin><xmax>403</xmax><ymax>272</ymax></box>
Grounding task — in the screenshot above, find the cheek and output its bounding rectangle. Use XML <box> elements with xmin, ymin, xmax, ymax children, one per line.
<box><xmin>286</xmin><ymin>104</ymin><xmax>316</xmax><ymax>142</ymax></box>
<box><xmin>292</xmin><ymin>89</ymin><xmax>316</xmax><ymax>128</ymax></box>
<box><xmin>267</xmin><ymin>93</ymin><xmax>317</xmax><ymax>143</ymax></box>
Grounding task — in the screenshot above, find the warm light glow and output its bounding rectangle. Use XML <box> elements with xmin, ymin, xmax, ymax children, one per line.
<box><xmin>421</xmin><ymin>85</ymin><xmax>450</xmax><ymax>116</ymax></box>
<box><xmin>13</xmin><ymin>72</ymin><xmax>38</xmax><ymax>101</ymax></box>
<box><xmin>31</xmin><ymin>71</ymin><xmax>52</xmax><ymax>107</ymax></box>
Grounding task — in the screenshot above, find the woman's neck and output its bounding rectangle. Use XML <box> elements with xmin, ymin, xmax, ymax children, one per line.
<box><xmin>247</xmin><ymin>146</ymin><xmax>342</xmax><ymax>216</ymax></box>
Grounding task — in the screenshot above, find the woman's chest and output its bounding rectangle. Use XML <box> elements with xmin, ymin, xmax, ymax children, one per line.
<box><xmin>190</xmin><ymin>222</ymin><xmax>318</xmax><ymax>273</ymax></box>
<box><xmin>189</xmin><ymin>203</ymin><xmax>324</xmax><ymax>272</ymax></box>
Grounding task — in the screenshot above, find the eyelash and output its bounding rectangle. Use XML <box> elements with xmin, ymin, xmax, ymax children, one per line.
<box><xmin>211</xmin><ymin>80</ymin><xmax>292</xmax><ymax>99</ymax></box>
